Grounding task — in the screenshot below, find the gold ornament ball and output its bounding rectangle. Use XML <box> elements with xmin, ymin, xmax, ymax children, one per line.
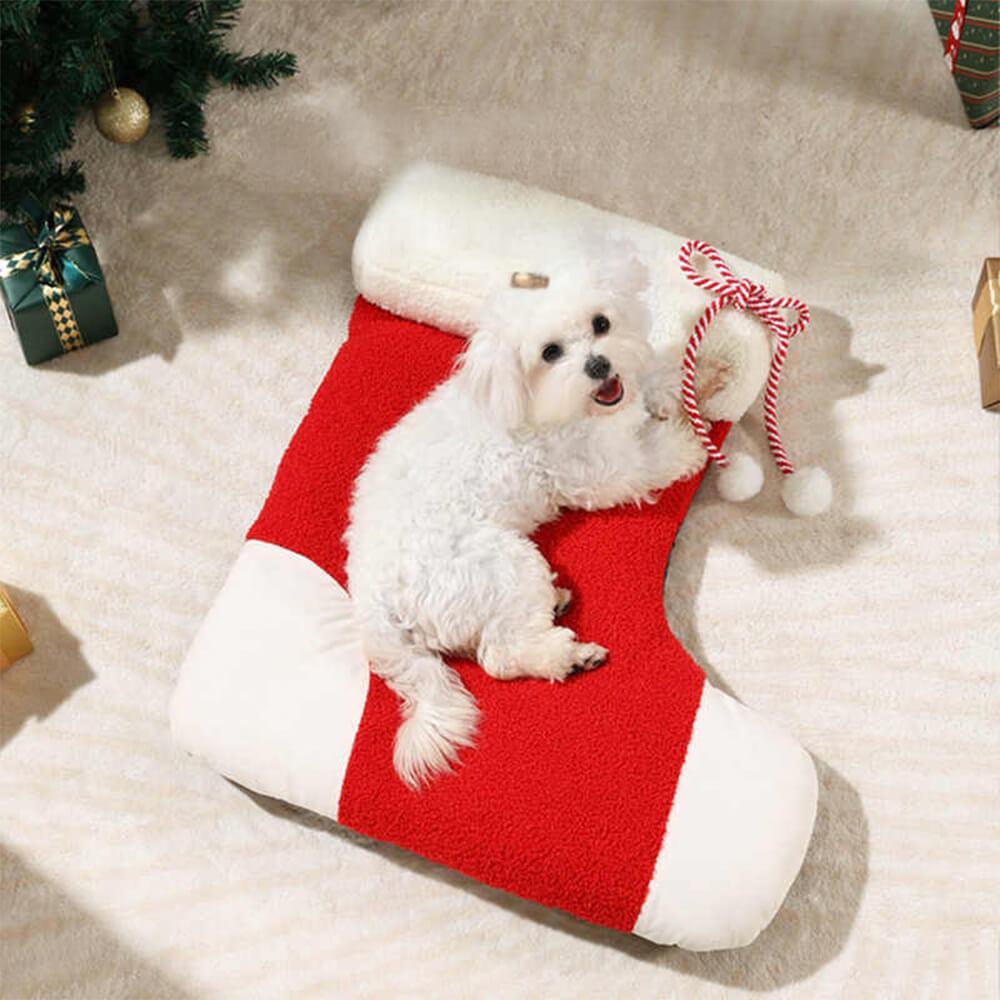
<box><xmin>14</xmin><ymin>102</ymin><xmax>37</xmax><ymax>134</ymax></box>
<box><xmin>94</xmin><ymin>87</ymin><xmax>150</xmax><ymax>144</ymax></box>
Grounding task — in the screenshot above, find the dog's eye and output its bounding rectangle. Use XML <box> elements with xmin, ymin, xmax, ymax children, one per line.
<box><xmin>541</xmin><ymin>343</ymin><xmax>563</xmax><ymax>363</ymax></box>
<box><xmin>592</xmin><ymin>314</ymin><xmax>611</xmax><ymax>335</ymax></box>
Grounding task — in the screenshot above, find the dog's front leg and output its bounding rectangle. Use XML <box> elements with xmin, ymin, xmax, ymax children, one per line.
<box><xmin>637</xmin><ymin>345</ymin><xmax>739</xmax><ymax>490</ymax></box>
<box><xmin>637</xmin><ymin>412</ymin><xmax>710</xmax><ymax>492</ymax></box>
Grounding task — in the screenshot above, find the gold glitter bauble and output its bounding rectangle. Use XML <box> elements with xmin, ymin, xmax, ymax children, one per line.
<box><xmin>94</xmin><ymin>87</ymin><xmax>150</xmax><ymax>144</ymax></box>
<box><xmin>14</xmin><ymin>102</ymin><xmax>37</xmax><ymax>134</ymax></box>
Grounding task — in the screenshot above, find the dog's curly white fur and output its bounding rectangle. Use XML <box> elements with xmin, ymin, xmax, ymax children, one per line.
<box><xmin>346</xmin><ymin>245</ymin><xmax>727</xmax><ymax>789</ymax></box>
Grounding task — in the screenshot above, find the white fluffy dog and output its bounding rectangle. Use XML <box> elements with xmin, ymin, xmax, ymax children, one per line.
<box><xmin>345</xmin><ymin>246</ymin><xmax>727</xmax><ymax>789</ymax></box>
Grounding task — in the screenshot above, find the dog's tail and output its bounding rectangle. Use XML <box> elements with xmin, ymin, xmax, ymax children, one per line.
<box><xmin>371</xmin><ymin>640</ymin><xmax>480</xmax><ymax>790</ymax></box>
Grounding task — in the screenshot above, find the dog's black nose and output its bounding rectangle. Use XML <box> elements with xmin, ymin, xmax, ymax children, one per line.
<box><xmin>584</xmin><ymin>354</ymin><xmax>612</xmax><ymax>381</ymax></box>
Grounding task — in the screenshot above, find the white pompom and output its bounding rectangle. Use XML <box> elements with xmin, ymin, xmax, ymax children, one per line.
<box><xmin>781</xmin><ymin>466</ymin><xmax>832</xmax><ymax>516</ymax></box>
<box><xmin>717</xmin><ymin>451</ymin><xmax>764</xmax><ymax>502</ymax></box>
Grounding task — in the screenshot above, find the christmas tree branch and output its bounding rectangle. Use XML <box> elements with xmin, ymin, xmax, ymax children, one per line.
<box><xmin>1</xmin><ymin>0</ymin><xmax>296</xmax><ymax>216</ymax></box>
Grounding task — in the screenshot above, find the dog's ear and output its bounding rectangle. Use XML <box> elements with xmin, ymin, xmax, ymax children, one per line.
<box><xmin>456</xmin><ymin>328</ymin><xmax>528</xmax><ymax>430</ymax></box>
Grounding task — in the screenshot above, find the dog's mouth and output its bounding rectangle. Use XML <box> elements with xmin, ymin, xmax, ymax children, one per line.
<box><xmin>592</xmin><ymin>374</ymin><xmax>624</xmax><ymax>407</ymax></box>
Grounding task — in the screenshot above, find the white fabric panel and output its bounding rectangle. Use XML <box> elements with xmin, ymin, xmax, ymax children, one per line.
<box><xmin>633</xmin><ymin>683</ymin><xmax>818</xmax><ymax>950</ymax></box>
<box><xmin>170</xmin><ymin>540</ymin><xmax>369</xmax><ymax>819</ymax></box>
<box><xmin>351</xmin><ymin>161</ymin><xmax>786</xmax><ymax>346</ymax></box>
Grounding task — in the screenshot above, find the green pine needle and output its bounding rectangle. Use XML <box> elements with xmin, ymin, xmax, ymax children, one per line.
<box><xmin>1</xmin><ymin>0</ymin><xmax>296</xmax><ymax>216</ymax></box>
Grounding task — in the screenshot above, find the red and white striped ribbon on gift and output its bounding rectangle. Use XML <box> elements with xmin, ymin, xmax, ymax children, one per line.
<box><xmin>678</xmin><ymin>240</ymin><xmax>830</xmax><ymax>515</ymax></box>
<box><xmin>943</xmin><ymin>0</ymin><xmax>969</xmax><ymax>73</ymax></box>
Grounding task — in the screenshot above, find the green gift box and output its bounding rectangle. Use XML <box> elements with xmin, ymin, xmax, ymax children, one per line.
<box><xmin>0</xmin><ymin>198</ymin><xmax>117</xmax><ymax>365</ymax></box>
<box><xmin>928</xmin><ymin>0</ymin><xmax>999</xmax><ymax>129</ymax></box>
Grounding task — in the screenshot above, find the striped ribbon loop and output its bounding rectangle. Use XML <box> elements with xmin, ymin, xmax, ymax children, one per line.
<box><xmin>677</xmin><ymin>240</ymin><xmax>810</xmax><ymax>477</ymax></box>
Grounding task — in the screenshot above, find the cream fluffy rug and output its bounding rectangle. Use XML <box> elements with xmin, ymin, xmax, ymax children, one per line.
<box><xmin>1</xmin><ymin>2</ymin><xmax>997</xmax><ymax>997</ymax></box>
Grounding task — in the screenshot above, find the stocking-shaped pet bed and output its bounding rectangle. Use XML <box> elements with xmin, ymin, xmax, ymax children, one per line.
<box><xmin>171</xmin><ymin>163</ymin><xmax>818</xmax><ymax>951</ymax></box>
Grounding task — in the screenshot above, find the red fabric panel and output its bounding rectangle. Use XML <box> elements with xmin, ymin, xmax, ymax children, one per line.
<box><xmin>249</xmin><ymin>297</ymin><xmax>723</xmax><ymax>932</ymax></box>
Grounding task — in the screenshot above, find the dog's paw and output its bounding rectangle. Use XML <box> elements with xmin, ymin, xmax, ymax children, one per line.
<box><xmin>647</xmin><ymin>394</ymin><xmax>684</xmax><ymax>422</ymax></box>
<box><xmin>572</xmin><ymin>642</ymin><xmax>607</xmax><ymax>673</ymax></box>
<box><xmin>554</xmin><ymin>587</ymin><xmax>573</xmax><ymax>618</ymax></box>
<box><xmin>483</xmin><ymin>629</ymin><xmax>605</xmax><ymax>682</ymax></box>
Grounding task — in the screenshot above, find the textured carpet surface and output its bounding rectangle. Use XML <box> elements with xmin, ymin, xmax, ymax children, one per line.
<box><xmin>1</xmin><ymin>2</ymin><xmax>997</xmax><ymax>998</ymax></box>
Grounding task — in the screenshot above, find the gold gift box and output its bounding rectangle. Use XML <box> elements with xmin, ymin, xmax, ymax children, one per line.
<box><xmin>973</xmin><ymin>259</ymin><xmax>1000</xmax><ymax>413</ymax></box>
<box><xmin>0</xmin><ymin>584</ymin><xmax>33</xmax><ymax>670</ymax></box>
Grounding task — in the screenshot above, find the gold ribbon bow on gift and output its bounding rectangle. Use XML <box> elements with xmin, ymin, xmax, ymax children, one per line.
<box><xmin>0</xmin><ymin>205</ymin><xmax>95</xmax><ymax>352</ymax></box>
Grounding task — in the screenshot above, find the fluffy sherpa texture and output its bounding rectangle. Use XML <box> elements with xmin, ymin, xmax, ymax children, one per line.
<box><xmin>249</xmin><ymin>296</ymin><xmax>720</xmax><ymax>933</ymax></box>
<box><xmin>781</xmin><ymin>466</ymin><xmax>834</xmax><ymax>517</ymax></box>
<box><xmin>1</xmin><ymin>2</ymin><xmax>998</xmax><ymax>998</ymax></box>
<box><xmin>352</xmin><ymin>161</ymin><xmax>783</xmax><ymax>356</ymax></box>
<box><xmin>717</xmin><ymin>451</ymin><xmax>766</xmax><ymax>503</ymax></box>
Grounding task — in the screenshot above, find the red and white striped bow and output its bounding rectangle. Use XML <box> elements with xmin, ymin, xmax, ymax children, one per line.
<box><xmin>678</xmin><ymin>240</ymin><xmax>831</xmax><ymax>515</ymax></box>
